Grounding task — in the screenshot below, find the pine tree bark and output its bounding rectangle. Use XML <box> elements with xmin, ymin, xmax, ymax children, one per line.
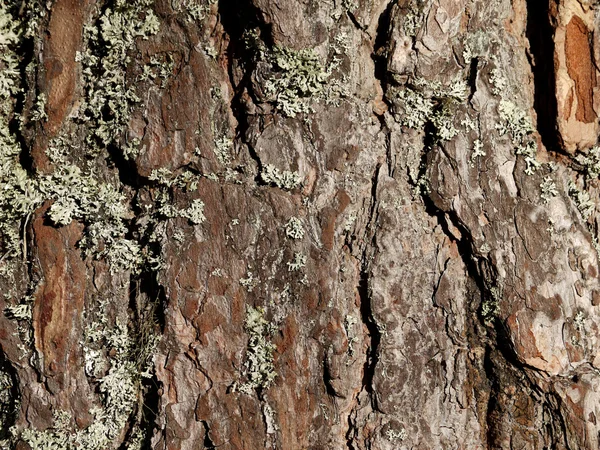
<box><xmin>1</xmin><ymin>0</ymin><xmax>600</xmax><ymax>449</ymax></box>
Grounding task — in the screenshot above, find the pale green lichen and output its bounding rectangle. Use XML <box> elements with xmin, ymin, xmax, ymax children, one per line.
<box><xmin>462</xmin><ymin>31</ymin><xmax>489</xmax><ymax>62</ymax></box>
<box><xmin>393</xmin><ymin>77</ymin><xmax>467</xmax><ymax>142</ymax></box>
<box><xmin>213</xmin><ymin>136</ymin><xmax>233</xmax><ymax>165</ymax></box>
<box><xmin>0</xmin><ymin>364</ymin><xmax>16</xmax><ymax>443</ymax></box>
<box><xmin>239</xmin><ymin>307</ymin><xmax>277</xmax><ymax>394</ymax></box>
<box><xmin>239</xmin><ymin>271</ymin><xmax>258</xmax><ymax>292</ymax></box>
<box><xmin>1</xmin><ymin>2</ymin><xmax>164</xmax><ymax>445</ymax></box>
<box><xmin>332</xmin><ymin>31</ymin><xmax>351</xmax><ymax>55</ymax></box>
<box><xmin>261</xmin><ymin>164</ymin><xmax>301</xmax><ymax>190</ymax></box>
<box><xmin>122</xmin><ymin>137</ymin><xmax>141</xmax><ymax>160</ymax></box>
<box><xmin>386</xmin><ymin>428</ymin><xmax>407</xmax><ymax>442</ymax></box>
<box><xmin>0</xmin><ymin>3</ymin><xmax>43</xmax><ymax>260</ymax></box>
<box><xmin>395</xmin><ymin>87</ymin><xmax>433</xmax><ymax>129</ymax></box>
<box><xmin>18</xmin><ymin>303</ymin><xmax>159</xmax><ymax>450</ymax></box>
<box><xmin>344</xmin><ymin>314</ymin><xmax>358</xmax><ymax>358</ymax></box>
<box><xmin>482</xmin><ymin>284</ymin><xmax>502</xmax><ymax>324</ymax></box>
<box><xmin>287</xmin><ymin>252</ymin><xmax>306</xmax><ymax>271</ymax></box>
<box><xmin>575</xmin><ymin>146</ymin><xmax>600</xmax><ymax>180</ymax></box>
<box><xmin>470</xmin><ymin>139</ymin><xmax>486</xmax><ymax>166</ymax></box>
<box><xmin>496</xmin><ymin>100</ymin><xmax>540</xmax><ymax>175</ymax></box>
<box><xmin>401</xmin><ymin>0</ymin><xmax>423</xmax><ymax>37</ymax></box>
<box><xmin>284</xmin><ymin>217</ymin><xmax>304</xmax><ymax>240</ymax></box>
<box><xmin>343</xmin><ymin>212</ymin><xmax>357</xmax><ymax>232</ymax></box>
<box><xmin>76</xmin><ymin>0</ymin><xmax>160</xmax><ymax>153</ymax></box>
<box><xmin>171</xmin><ymin>0</ymin><xmax>215</xmax><ymax>23</ymax></box>
<box><xmin>489</xmin><ymin>67</ymin><xmax>509</xmax><ymax>96</ymax></box>
<box><xmin>179</xmin><ymin>199</ymin><xmax>206</xmax><ymax>225</ymax></box>
<box><xmin>489</xmin><ymin>65</ymin><xmax>540</xmax><ymax>175</ymax></box>
<box><xmin>4</xmin><ymin>303</ymin><xmax>31</xmax><ymax>321</ymax></box>
<box><xmin>540</xmin><ymin>176</ymin><xmax>558</xmax><ymax>203</ymax></box>
<box><xmin>0</xmin><ymin>0</ymin><xmax>164</xmax><ymax>276</ymax></box>
<box><xmin>568</xmin><ymin>180</ymin><xmax>595</xmax><ymax>220</ymax></box>
<box><xmin>30</xmin><ymin>93</ymin><xmax>47</xmax><ymax>122</ymax></box>
<box><xmin>264</xmin><ymin>45</ymin><xmax>332</xmax><ymax>117</ymax></box>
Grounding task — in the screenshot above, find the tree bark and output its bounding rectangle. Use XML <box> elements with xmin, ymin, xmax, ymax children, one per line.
<box><xmin>1</xmin><ymin>0</ymin><xmax>600</xmax><ymax>449</ymax></box>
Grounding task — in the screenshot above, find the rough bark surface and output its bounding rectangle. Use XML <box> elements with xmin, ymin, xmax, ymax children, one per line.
<box><xmin>1</xmin><ymin>0</ymin><xmax>600</xmax><ymax>449</ymax></box>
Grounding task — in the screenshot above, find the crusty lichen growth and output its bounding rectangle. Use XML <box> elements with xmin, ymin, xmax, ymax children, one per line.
<box><xmin>496</xmin><ymin>100</ymin><xmax>540</xmax><ymax>175</ymax></box>
<box><xmin>0</xmin><ymin>0</ymin><xmax>165</xmax><ymax>277</ymax></box>
<box><xmin>540</xmin><ymin>176</ymin><xmax>558</xmax><ymax>203</ymax></box>
<box><xmin>171</xmin><ymin>0</ymin><xmax>215</xmax><ymax>23</ymax></box>
<box><xmin>17</xmin><ymin>302</ymin><xmax>159</xmax><ymax>450</ymax></box>
<box><xmin>284</xmin><ymin>217</ymin><xmax>304</xmax><ymax>240</ymax></box>
<box><xmin>392</xmin><ymin>77</ymin><xmax>468</xmax><ymax>142</ymax></box>
<box><xmin>264</xmin><ymin>45</ymin><xmax>332</xmax><ymax>117</ymax></box>
<box><xmin>148</xmin><ymin>168</ymin><xmax>207</xmax><ymax>225</ymax></box>
<box><xmin>0</xmin><ymin>3</ymin><xmax>43</xmax><ymax>260</ymax></box>
<box><xmin>261</xmin><ymin>164</ymin><xmax>301</xmax><ymax>190</ymax></box>
<box><xmin>0</xmin><ymin>1</ymin><xmax>167</xmax><ymax>446</ymax></box>
<box><xmin>470</xmin><ymin>139</ymin><xmax>486</xmax><ymax>166</ymax></box>
<box><xmin>489</xmin><ymin>64</ymin><xmax>540</xmax><ymax>175</ymax></box>
<box><xmin>481</xmin><ymin>284</ymin><xmax>502</xmax><ymax>324</ymax></box>
<box><xmin>287</xmin><ymin>252</ymin><xmax>307</xmax><ymax>271</ymax></box>
<box><xmin>575</xmin><ymin>146</ymin><xmax>600</xmax><ymax>180</ymax></box>
<box><xmin>0</xmin><ymin>363</ymin><xmax>16</xmax><ymax>445</ymax></box>
<box><xmin>568</xmin><ymin>180</ymin><xmax>595</xmax><ymax>220</ymax></box>
<box><xmin>75</xmin><ymin>0</ymin><xmax>160</xmax><ymax>154</ymax></box>
<box><xmin>239</xmin><ymin>307</ymin><xmax>277</xmax><ymax>394</ymax></box>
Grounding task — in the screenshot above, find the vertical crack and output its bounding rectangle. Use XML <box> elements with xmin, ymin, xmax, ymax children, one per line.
<box><xmin>218</xmin><ymin>0</ymin><xmax>270</xmax><ymax>183</ymax></box>
<box><xmin>202</xmin><ymin>420</ymin><xmax>216</xmax><ymax>449</ymax></box>
<box><xmin>359</xmin><ymin>165</ymin><xmax>382</xmax><ymax>401</ymax></box>
<box><xmin>371</xmin><ymin>0</ymin><xmax>397</xmax><ymax>91</ymax></box>
<box><xmin>525</xmin><ymin>0</ymin><xmax>561</xmax><ymax>152</ymax></box>
<box><xmin>357</xmin><ymin>266</ymin><xmax>381</xmax><ymax>408</ymax></box>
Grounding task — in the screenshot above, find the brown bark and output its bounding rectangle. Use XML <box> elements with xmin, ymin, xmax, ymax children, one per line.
<box><xmin>1</xmin><ymin>0</ymin><xmax>600</xmax><ymax>449</ymax></box>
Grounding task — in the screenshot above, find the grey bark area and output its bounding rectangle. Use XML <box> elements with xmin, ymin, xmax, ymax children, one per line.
<box><xmin>1</xmin><ymin>0</ymin><xmax>600</xmax><ymax>448</ymax></box>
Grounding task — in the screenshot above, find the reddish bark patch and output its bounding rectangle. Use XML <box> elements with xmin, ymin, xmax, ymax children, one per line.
<box><xmin>565</xmin><ymin>16</ymin><xmax>597</xmax><ymax>123</ymax></box>
<box><xmin>43</xmin><ymin>0</ymin><xmax>87</xmax><ymax>134</ymax></box>
<box><xmin>319</xmin><ymin>190</ymin><xmax>351</xmax><ymax>251</ymax></box>
<box><xmin>32</xmin><ymin>203</ymin><xmax>86</xmax><ymax>388</ymax></box>
<box><xmin>32</xmin><ymin>0</ymin><xmax>88</xmax><ymax>172</ymax></box>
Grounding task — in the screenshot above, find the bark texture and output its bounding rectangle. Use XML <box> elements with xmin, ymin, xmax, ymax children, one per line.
<box><xmin>1</xmin><ymin>0</ymin><xmax>600</xmax><ymax>449</ymax></box>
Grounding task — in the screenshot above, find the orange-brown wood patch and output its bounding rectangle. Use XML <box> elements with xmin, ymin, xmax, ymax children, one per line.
<box><xmin>32</xmin><ymin>203</ymin><xmax>86</xmax><ymax>387</ymax></box>
<box><xmin>565</xmin><ymin>15</ymin><xmax>597</xmax><ymax>123</ymax></box>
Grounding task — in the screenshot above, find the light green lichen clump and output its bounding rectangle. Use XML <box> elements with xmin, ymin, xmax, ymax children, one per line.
<box><xmin>264</xmin><ymin>46</ymin><xmax>332</xmax><ymax>117</ymax></box>
<box><xmin>575</xmin><ymin>146</ymin><xmax>600</xmax><ymax>180</ymax></box>
<box><xmin>568</xmin><ymin>180</ymin><xmax>595</xmax><ymax>220</ymax></box>
<box><xmin>0</xmin><ymin>3</ymin><xmax>43</xmax><ymax>261</ymax></box>
<box><xmin>394</xmin><ymin>77</ymin><xmax>468</xmax><ymax>142</ymax></box>
<box><xmin>76</xmin><ymin>0</ymin><xmax>160</xmax><ymax>153</ymax></box>
<box><xmin>239</xmin><ymin>307</ymin><xmax>277</xmax><ymax>394</ymax></box>
<box><xmin>496</xmin><ymin>100</ymin><xmax>540</xmax><ymax>175</ymax></box>
<box><xmin>0</xmin><ymin>366</ymin><xmax>16</xmax><ymax>447</ymax></box>
<box><xmin>540</xmin><ymin>176</ymin><xmax>558</xmax><ymax>203</ymax></box>
<box><xmin>284</xmin><ymin>217</ymin><xmax>304</xmax><ymax>239</ymax></box>
<box><xmin>148</xmin><ymin>169</ymin><xmax>206</xmax><ymax>225</ymax></box>
<box><xmin>489</xmin><ymin>65</ymin><xmax>540</xmax><ymax>175</ymax></box>
<box><xmin>0</xmin><ymin>0</ymin><xmax>163</xmax><ymax>276</ymax></box>
<box><xmin>287</xmin><ymin>252</ymin><xmax>306</xmax><ymax>271</ymax></box>
<box><xmin>261</xmin><ymin>164</ymin><xmax>301</xmax><ymax>190</ymax></box>
<box><xmin>19</xmin><ymin>303</ymin><xmax>159</xmax><ymax>450</ymax></box>
<box><xmin>34</xmin><ymin>165</ymin><xmax>144</xmax><ymax>272</ymax></box>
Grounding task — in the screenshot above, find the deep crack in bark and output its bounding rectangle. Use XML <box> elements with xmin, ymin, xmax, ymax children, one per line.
<box><xmin>525</xmin><ymin>0</ymin><xmax>561</xmax><ymax>153</ymax></box>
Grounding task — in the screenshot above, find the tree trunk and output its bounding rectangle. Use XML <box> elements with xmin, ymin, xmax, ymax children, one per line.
<box><xmin>0</xmin><ymin>0</ymin><xmax>599</xmax><ymax>448</ymax></box>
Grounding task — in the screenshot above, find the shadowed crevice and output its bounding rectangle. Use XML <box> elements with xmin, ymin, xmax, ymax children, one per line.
<box><xmin>218</xmin><ymin>0</ymin><xmax>272</xmax><ymax>184</ymax></box>
<box><xmin>525</xmin><ymin>0</ymin><xmax>561</xmax><ymax>152</ymax></box>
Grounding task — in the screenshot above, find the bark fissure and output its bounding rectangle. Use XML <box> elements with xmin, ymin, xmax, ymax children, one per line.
<box><xmin>1</xmin><ymin>0</ymin><xmax>599</xmax><ymax>447</ymax></box>
<box><xmin>358</xmin><ymin>165</ymin><xmax>383</xmax><ymax>402</ymax></box>
<box><xmin>525</xmin><ymin>0</ymin><xmax>561</xmax><ymax>153</ymax></box>
<box><xmin>218</xmin><ymin>0</ymin><xmax>269</xmax><ymax>185</ymax></box>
